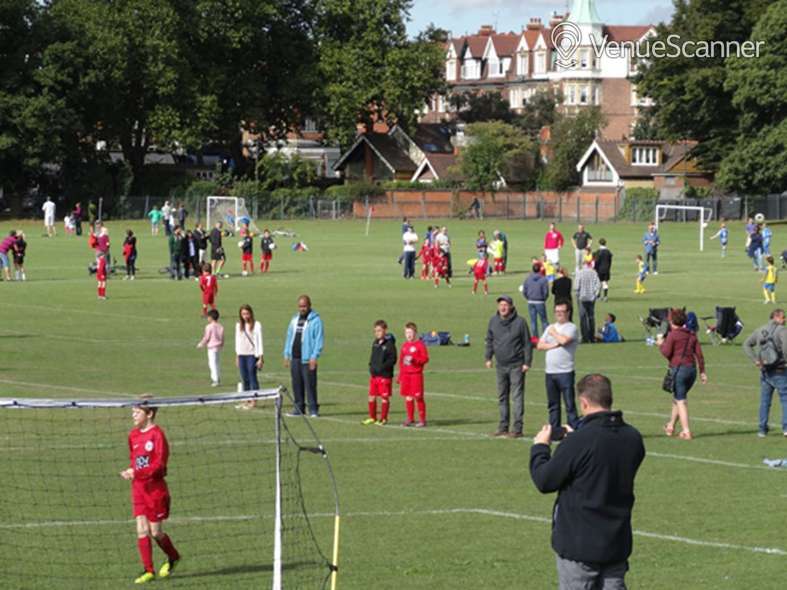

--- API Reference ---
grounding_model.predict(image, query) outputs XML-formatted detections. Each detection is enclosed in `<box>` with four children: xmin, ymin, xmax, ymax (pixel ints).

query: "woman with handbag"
<box><xmin>657</xmin><ymin>308</ymin><xmax>707</xmax><ymax>440</ymax></box>
<box><xmin>235</xmin><ymin>304</ymin><xmax>264</xmax><ymax>409</ymax></box>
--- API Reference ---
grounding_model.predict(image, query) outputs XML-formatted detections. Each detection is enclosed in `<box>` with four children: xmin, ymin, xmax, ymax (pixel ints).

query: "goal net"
<box><xmin>655</xmin><ymin>204</ymin><xmax>714</xmax><ymax>252</ymax></box>
<box><xmin>207</xmin><ymin>196</ymin><xmax>262</xmax><ymax>235</ymax></box>
<box><xmin>0</xmin><ymin>389</ymin><xmax>339</xmax><ymax>590</ymax></box>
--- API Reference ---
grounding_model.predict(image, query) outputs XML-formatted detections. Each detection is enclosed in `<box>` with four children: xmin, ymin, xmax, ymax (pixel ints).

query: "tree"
<box><xmin>459</xmin><ymin>121</ymin><xmax>536</xmax><ymax>191</ymax></box>
<box><xmin>717</xmin><ymin>0</ymin><xmax>787</xmax><ymax>193</ymax></box>
<box><xmin>541</xmin><ymin>108</ymin><xmax>606</xmax><ymax>191</ymax></box>
<box><xmin>635</xmin><ymin>0</ymin><xmax>776</xmax><ymax>169</ymax></box>
<box><xmin>451</xmin><ymin>91</ymin><xmax>513</xmax><ymax>124</ymax></box>
<box><xmin>256</xmin><ymin>152</ymin><xmax>317</xmax><ymax>191</ymax></box>
<box><xmin>316</xmin><ymin>0</ymin><xmax>445</xmax><ymax>147</ymax></box>
<box><xmin>514</xmin><ymin>89</ymin><xmax>559</xmax><ymax>137</ymax></box>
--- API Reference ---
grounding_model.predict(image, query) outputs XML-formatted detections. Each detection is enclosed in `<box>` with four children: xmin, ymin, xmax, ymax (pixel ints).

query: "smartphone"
<box><xmin>550</xmin><ymin>426</ymin><xmax>566</xmax><ymax>441</ymax></box>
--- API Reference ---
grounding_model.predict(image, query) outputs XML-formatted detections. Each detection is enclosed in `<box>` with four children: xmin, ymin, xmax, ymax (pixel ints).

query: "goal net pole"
<box><xmin>654</xmin><ymin>204</ymin><xmax>713</xmax><ymax>252</ymax></box>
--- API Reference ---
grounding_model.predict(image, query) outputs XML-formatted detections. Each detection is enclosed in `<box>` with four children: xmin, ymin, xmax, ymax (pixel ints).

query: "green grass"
<box><xmin>1</xmin><ymin>217</ymin><xmax>786</xmax><ymax>589</ymax></box>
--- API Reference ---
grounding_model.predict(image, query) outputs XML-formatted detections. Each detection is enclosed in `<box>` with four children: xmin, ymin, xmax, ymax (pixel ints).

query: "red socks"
<box><xmin>97</xmin><ymin>286</ymin><xmax>106</xmax><ymax>297</ymax></box>
<box><xmin>380</xmin><ymin>398</ymin><xmax>390</xmax><ymax>421</ymax></box>
<box><xmin>155</xmin><ymin>534</ymin><xmax>180</xmax><ymax>562</ymax></box>
<box><xmin>368</xmin><ymin>400</ymin><xmax>377</xmax><ymax>420</ymax></box>
<box><xmin>137</xmin><ymin>537</ymin><xmax>154</xmax><ymax>573</ymax></box>
<box><xmin>416</xmin><ymin>398</ymin><xmax>426</xmax><ymax>423</ymax></box>
<box><xmin>405</xmin><ymin>399</ymin><xmax>415</xmax><ymax>422</ymax></box>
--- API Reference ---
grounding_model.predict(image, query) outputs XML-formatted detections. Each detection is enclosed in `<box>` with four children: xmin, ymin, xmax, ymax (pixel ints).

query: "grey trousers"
<box><xmin>556</xmin><ymin>556</ymin><xmax>628</xmax><ymax>590</ymax></box>
<box><xmin>496</xmin><ymin>365</ymin><xmax>525</xmax><ymax>433</ymax></box>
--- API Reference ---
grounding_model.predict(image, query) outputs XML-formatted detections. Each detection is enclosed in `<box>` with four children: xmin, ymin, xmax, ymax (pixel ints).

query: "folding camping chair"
<box><xmin>702</xmin><ymin>306</ymin><xmax>744</xmax><ymax>345</ymax></box>
<box><xmin>639</xmin><ymin>308</ymin><xmax>670</xmax><ymax>340</ymax></box>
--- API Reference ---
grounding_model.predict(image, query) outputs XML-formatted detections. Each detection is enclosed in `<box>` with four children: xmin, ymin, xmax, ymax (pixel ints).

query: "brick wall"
<box><xmin>354</xmin><ymin>189</ymin><xmax>621</xmax><ymax>222</ymax></box>
<box><xmin>600</xmin><ymin>78</ymin><xmax>636</xmax><ymax>141</ymax></box>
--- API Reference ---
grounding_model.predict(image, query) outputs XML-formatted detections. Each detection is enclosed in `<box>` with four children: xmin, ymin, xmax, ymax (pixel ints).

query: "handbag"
<box><xmin>661</xmin><ymin>332</ymin><xmax>693</xmax><ymax>394</ymax></box>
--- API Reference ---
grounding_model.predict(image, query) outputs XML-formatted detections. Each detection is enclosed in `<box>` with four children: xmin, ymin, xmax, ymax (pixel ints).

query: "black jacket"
<box><xmin>530</xmin><ymin>411</ymin><xmax>645</xmax><ymax>565</ymax></box>
<box><xmin>369</xmin><ymin>334</ymin><xmax>397</xmax><ymax>378</ymax></box>
<box><xmin>552</xmin><ymin>276</ymin><xmax>572</xmax><ymax>302</ymax></box>
<box><xmin>595</xmin><ymin>247</ymin><xmax>613</xmax><ymax>275</ymax></box>
<box><xmin>485</xmin><ymin>308</ymin><xmax>533</xmax><ymax>368</ymax></box>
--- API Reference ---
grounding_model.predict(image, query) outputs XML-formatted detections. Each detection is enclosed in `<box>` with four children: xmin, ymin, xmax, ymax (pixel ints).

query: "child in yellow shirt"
<box><xmin>762</xmin><ymin>255</ymin><xmax>778</xmax><ymax>303</ymax></box>
<box><xmin>635</xmin><ymin>255</ymin><xmax>647</xmax><ymax>294</ymax></box>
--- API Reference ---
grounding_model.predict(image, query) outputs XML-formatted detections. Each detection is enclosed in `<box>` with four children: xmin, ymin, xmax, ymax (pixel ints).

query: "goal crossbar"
<box><xmin>655</xmin><ymin>204</ymin><xmax>713</xmax><ymax>252</ymax></box>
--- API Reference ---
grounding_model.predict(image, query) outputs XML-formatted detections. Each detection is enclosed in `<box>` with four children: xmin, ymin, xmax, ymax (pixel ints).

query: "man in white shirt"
<box><xmin>402</xmin><ymin>226</ymin><xmax>418</xmax><ymax>279</ymax></box>
<box><xmin>434</xmin><ymin>226</ymin><xmax>452</xmax><ymax>279</ymax></box>
<box><xmin>537</xmin><ymin>301</ymin><xmax>580</xmax><ymax>438</ymax></box>
<box><xmin>42</xmin><ymin>197</ymin><xmax>56</xmax><ymax>237</ymax></box>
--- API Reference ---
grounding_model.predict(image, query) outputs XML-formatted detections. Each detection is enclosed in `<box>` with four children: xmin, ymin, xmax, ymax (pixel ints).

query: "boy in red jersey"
<box><xmin>363</xmin><ymin>320</ymin><xmax>397</xmax><ymax>426</ymax></box>
<box><xmin>398</xmin><ymin>322</ymin><xmax>429</xmax><ymax>427</ymax></box>
<box><xmin>433</xmin><ymin>250</ymin><xmax>451</xmax><ymax>288</ymax></box>
<box><xmin>120</xmin><ymin>401</ymin><xmax>180</xmax><ymax>584</ymax></box>
<box><xmin>198</xmin><ymin>263</ymin><xmax>218</xmax><ymax>316</ymax></box>
<box><xmin>96</xmin><ymin>252</ymin><xmax>107</xmax><ymax>299</ymax></box>
<box><xmin>416</xmin><ymin>238</ymin><xmax>432</xmax><ymax>280</ymax></box>
<box><xmin>260</xmin><ymin>229</ymin><xmax>275</xmax><ymax>273</ymax></box>
<box><xmin>472</xmin><ymin>253</ymin><xmax>490</xmax><ymax>295</ymax></box>
<box><xmin>240</xmin><ymin>232</ymin><xmax>254</xmax><ymax>276</ymax></box>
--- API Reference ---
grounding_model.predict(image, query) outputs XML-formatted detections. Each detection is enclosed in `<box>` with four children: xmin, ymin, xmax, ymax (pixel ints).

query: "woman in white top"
<box><xmin>235</xmin><ymin>304</ymin><xmax>264</xmax><ymax>408</ymax></box>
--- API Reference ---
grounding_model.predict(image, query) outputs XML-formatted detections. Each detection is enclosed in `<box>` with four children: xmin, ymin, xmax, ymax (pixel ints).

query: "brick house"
<box><xmin>422</xmin><ymin>0</ymin><xmax>656</xmax><ymax>141</ymax></box>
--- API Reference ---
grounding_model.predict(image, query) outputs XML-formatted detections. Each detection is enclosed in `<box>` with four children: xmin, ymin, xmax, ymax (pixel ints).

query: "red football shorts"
<box><xmin>242</xmin><ymin>253</ymin><xmax>253</xmax><ymax>262</ymax></box>
<box><xmin>398</xmin><ymin>373</ymin><xmax>424</xmax><ymax>398</ymax></box>
<box><xmin>473</xmin><ymin>267</ymin><xmax>487</xmax><ymax>280</ymax></box>
<box><xmin>261</xmin><ymin>252</ymin><xmax>272</xmax><ymax>261</ymax></box>
<box><xmin>368</xmin><ymin>376</ymin><xmax>392</xmax><ymax>398</ymax></box>
<box><xmin>132</xmin><ymin>481</ymin><xmax>170</xmax><ymax>522</ymax></box>
<box><xmin>96</xmin><ymin>273</ymin><xmax>106</xmax><ymax>282</ymax></box>
<box><xmin>202</xmin><ymin>293</ymin><xmax>215</xmax><ymax>305</ymax></box>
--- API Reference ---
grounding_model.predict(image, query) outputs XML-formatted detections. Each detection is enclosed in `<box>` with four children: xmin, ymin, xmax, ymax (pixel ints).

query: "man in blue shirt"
<box><xmin>284</xmin><ymin>295</ymin><xmax>325</xmax><ymax>417</ymax></box>
<box><xmin>642</xmin><ymin>223</ymin><xmax>660</xmax><ymax>275</ymax></box>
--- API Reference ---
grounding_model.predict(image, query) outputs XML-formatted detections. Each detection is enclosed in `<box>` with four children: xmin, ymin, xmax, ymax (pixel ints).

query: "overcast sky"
<box><xmin>407</xmin><ymin>0</ymin><xmax>674</xmax><ymax>37</ymax></box>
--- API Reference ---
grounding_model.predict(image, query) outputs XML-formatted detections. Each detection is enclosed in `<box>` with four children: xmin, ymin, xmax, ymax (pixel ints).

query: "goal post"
<box><xmin>206</xmin><ymin>196</ymin><xmax>261</xmax><ymax>234</ymax></box>
<box><xmin>655</xmin><ymin>204</ymin><xmax>714</xmax><ymax>251</ymax></box>
<box><xmin>0</xmin><ymin>388</ymin><xmax>340</xmax><ymax>590</ymax></box>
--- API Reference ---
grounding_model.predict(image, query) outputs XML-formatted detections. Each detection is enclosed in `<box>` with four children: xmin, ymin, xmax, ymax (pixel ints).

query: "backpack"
<box><xmin>685</xmin><ymin>312</ymin><xmax>699</xmax><ymax>333</ymax></box>
<box><xmin>758</xmin><ymin>325</ymin><xmax>785</xmax><ymax>369</ymax></box>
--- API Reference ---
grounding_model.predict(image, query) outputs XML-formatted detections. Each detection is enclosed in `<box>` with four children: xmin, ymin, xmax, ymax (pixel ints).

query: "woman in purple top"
<box><xmin>0</xmin><ymin>231</ymin><xmax>17</xmax><ymax>281</ymax></box>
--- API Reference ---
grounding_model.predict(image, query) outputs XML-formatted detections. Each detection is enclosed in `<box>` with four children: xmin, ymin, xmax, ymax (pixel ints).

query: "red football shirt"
<box><xmin>128</xmin><ymin>425</ymin><xmax>169</xmax><ymax>484</ymax></box>
<box><xmin>398</xmin><ymin>340</ymin><xmax>429</xmax><ymax>376</ymax></box>
<box><xmin>199</xmin><ymin>273</ymin><xmax>218</xmax><ymax>295</ymax></box>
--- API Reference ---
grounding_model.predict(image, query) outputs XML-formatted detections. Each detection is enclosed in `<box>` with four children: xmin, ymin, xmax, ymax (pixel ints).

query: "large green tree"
<box><xmin>316</xmin><ymin>0</ymin><xmax>445</xmax><ymax>147</ymax></box>
<box><xmin>451</xmin><ymin>91</ymin><xmax>513</xmax><ymax>124</ymax></box>
<box><xmin>635</xmin><ymin>0</ymin><xmax>775</xmax><ymax>169</ymax></box>
<box><xmin>541</xmin><ymin>108</ymin><xmax>606</xmax><ymax>191</ymax></box>
<box><xmin>717</xmin><ymin>0</ymin><xmax>787</xmax><ymax>193</ymax></box>
<box><xmin>459</xmin><ymin>121</ymin><xmax>536</xmax><ymax>191</ymax></box>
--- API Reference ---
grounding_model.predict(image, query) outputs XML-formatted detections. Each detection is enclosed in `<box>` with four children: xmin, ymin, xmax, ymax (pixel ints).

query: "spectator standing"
<box><xmin>0</xmin><ymin>231</ymin><xmax>17</xmax><ymax>281</ymax></box>
<box><xmin>193</xmin><ymin>223</ymin><xmax>207</xmax><ymax>265</ymax></box>
<box><xmin>571</xmin><ymin>224</ymin><xmax>592</xmax><ymax>272</ymax></box>
<box><xmin>402</xmin><ymin>226</ymin><xmax>418</xmax><ymax>279</ymax></box>
<box><xmin>551</xmin><ymin>268</ymin><xmax>573</xmax><ymax>308</ymax></box>
<box><xmin>72</xmin><ymin>202</ymin><xmax>83</xmax><ymax>236</ymax></box>
<box><xmin>122</xmin><ymin>230</ymin><xmax>137</xmax><ymax>280</ymax></box>
<box><xmin>283</xmin><ymin>295</ymin><xmax>324</xmax><ymax>417</ymax></box>
<box><xmin>530</xmin><ymin>374</ymin><xmax>645</xmax><ymax>590</ymax></box>
<box><xmin>742</xmin><ymin>308</ymin><xmax>787</xmax><ymax>438</ymax></box>
<box><xmin>594</xmin><ymin>238</ymin><xmax>613</xmax><ymax>301</ymax></box>
<box><xmin>184</xmin><ymin>230</ymin><xmax>198</xmax><ymax>279</ymax></box>
<box><xmin>575</xmin><ymin>262</ymin><xmax>601</xmax><ymax>344</ymax></box>
<box><xmin>537</xmin><ymin>301</ymin><xmax>580</xmax><ymax>433</ymax></box>
<box><xmin>235</xmin><ymin>304</ymin><xmax>264</xmax><ymax>409</ymax></box>
<box><xmin>485</xmin><ymin>296</ymin><xmax>532</xmax><ymax>438</ymax></box>
<box><xmin>161</xmin><ymin>201</ymin><xmax>173</xmax><ymax>236</ymax></box>
<box><xmin>543</xmin><ymin>223</ymin><xmax>564</xmax><ymax>267</ymax></box>
<box><xmin>642</xmin><ymin>223</ymin><xmax>660</xmax><ymax>275</ymax></box>
<box><xmin>168</xmin><ymin>227</ymin><xmax>185</xmax><ymax>280</ymax></box>
<box><xmin>522</xmin><ymin>264</ymin><xmax>550</xmax><ymax>338</ymax></box>
<box><xmin>658</xmin><ymin>308</ymin><xmax>707</xmax><ymax>440</ymax></box>
<box><xmin>177</xmin><ymin>202</ymin><xmax>187</xmax><ymax>230</ymax></box>
<box><xmin>42</xmin><ymin>196</ymin><xmax>56</xmax><ymax>238</ymax></box>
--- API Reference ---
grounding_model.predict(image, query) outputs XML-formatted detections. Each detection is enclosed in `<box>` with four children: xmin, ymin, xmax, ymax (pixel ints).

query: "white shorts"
<box><xmin>45</xmin><ymin>216</ymin><xmax>55</xmax><ymax>226</ymax></box>
<box><xmin>544</xmin><ymin>248</ymin><xmax>560</xmax><ymax>265</ymax></box>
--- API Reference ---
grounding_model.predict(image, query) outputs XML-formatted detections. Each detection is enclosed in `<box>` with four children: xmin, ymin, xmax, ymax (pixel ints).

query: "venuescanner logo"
<box><xmin>550</xmin><ymin>19</ymin><xmax>765</xmax><ymax>64</ymax></box>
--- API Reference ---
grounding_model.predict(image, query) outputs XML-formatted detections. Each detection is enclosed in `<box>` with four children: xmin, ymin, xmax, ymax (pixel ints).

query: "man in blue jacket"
<box><xmin>521</xmin><ymin>263</ymin><xmax>550</xmax><ymax>338</ymax></box>
<box><xmin>284</xmin><ymin>295</ymin><xmax>325</xmax><ymax>417</ymax></box>
<box><xmin>642</xmin><ymin>223</ymin><xmax>660</xmax><ymax>275</ymax></box>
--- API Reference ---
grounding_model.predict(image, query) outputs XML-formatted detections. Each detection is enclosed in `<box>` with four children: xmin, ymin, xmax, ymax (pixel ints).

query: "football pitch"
<box><xmin>1</xmin><ymin>216</ymin><xmax>786</xmax><ymax>589</ymax></box>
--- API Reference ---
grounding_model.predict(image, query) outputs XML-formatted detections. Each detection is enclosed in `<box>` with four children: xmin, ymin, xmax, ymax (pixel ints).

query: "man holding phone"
<box><xmin>537</xmin><ymin>301</ymin><xmax>579</xmax><ymax>439</ymax></box>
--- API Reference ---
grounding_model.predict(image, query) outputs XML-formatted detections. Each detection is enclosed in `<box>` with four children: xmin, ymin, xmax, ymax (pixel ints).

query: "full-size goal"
<box><xmin>0</xmin><ymin>388</ymin><xmax>340</xmax><ymax>590</ymax></box>
<box><xmin>655</xmin><ymin>204</ymin><xmax>714</xmax><ymax>251</ymax></box>
<box><xmin>207</xmin><ymin>196</ymin><xmax>261</xmax><ymax>234</ymax></box>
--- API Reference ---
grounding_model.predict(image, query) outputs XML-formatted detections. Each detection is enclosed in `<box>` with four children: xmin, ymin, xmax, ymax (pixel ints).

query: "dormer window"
<box><xmin>632</xmin><ymin>146</ymin><xmax>659</xmax><ymax>166</ymax></box>
<box><xmin>534</xmin><ymin>51</ymin><xmax>546</xmax><ymax>74</ymax></box>
<box><xmin>461</xmin><ymin>59</ymin><xmax>481</xmax><ymax>79</ymax></box>
<box><xmin>516</xmin><ymin>52</ymin><xmax>528</xmax><ymax>76</ymax></box>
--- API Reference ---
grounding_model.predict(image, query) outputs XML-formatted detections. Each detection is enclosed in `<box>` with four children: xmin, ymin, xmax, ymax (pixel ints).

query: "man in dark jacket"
<box><xmin>364</xmin><ymin>319</ymin><xmax>398</xmax><ymax>426</ymax></box>
<box><xmin>168</xmin><ymin>226</ymin><xmax>185</xmax><ymax>280</ymax></box>
<box><xmin>522</xmin><ymin>264</ymin><xmax>550</xmax><ymax>338</ymax></box>
<box><xmin>594</xmin><ymin>238</ymin><xmax>613</xmax><ymax>301</ymax></box>
<box><xmin>485</xmin><ymin>296</ymin><xmax>533</xmax><ymax>438</ymax></box>
<box><xmin>530</xmin><ymin>374</ymin><xmax>645</xmax><ymax>589</ymax></box>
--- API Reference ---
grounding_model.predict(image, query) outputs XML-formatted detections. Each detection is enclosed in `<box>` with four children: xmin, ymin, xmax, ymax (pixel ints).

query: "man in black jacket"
<box><xmin>594</xmin><ymin>238</ymin><xmax>613</xmax><ymax>302</ymax></box>
<box><xmin>485</xmin><ymin>296</ymin><xmax>533</xmax><ymax>438</ymax></box>
<box><xmin>530</xmin><ymin>373</ymin><xmax>645</xmax><ymax>589</ymax></box>
<box><xmin>364</xmin><ymin>320</ymin><xmax>397</xmax><ymax>426</ymax></box>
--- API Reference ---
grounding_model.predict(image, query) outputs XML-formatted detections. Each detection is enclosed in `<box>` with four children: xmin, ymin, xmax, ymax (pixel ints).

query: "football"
<box><xmin>754</xmin><ymin>212</ymin><xmax>765</xmax><ymax>223</ymax></box>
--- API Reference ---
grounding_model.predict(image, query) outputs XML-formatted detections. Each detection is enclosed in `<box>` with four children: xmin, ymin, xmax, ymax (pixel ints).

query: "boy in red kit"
<box><xmin>199</xmin><ymin>263</ymin><xmax>218</xmax><ymax>316</ymax></box>
<box><xmin>120</xmin><ymin>401</ymin><xmax>180</xmax><ymax>584</ymax></box>
<box><xmin>416</xmin><ymin>238</ymin><xmax>432</xmax><ymax>280</ymax></box>
<box><xmin>240</xmin><ymin>232</ymin><xmax>254</xmax><ymax>276</ymax></box>
<box><xmin>363</xmin><ymin>320</ymin><xmax>397</xmax><ymax>426</ymax></box>
<box><xmin>260</xmin><ymin>229</ymin><xmax>275</xmax><ymax>273</ymax></box>
<box><xmin>472</xmin><ymin>254</ymin><xmax>490</xmax><ymax>295</ymax></box>
<box><xmin>96</xmin><ymin>252</ymin><xmax>107</xmax><ymax>299</ymax></box>
<box><xmin>398</xmin><ymin>322</ymin><xmax>429</xmax><ymax>427</ymax></box>
<box><xmin>433</xmin><ymin>250</ymin><xmax>451</xmax><ymax>288</ymax></box>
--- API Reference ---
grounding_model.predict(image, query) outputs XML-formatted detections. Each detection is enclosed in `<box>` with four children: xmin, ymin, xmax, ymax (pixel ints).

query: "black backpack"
<box><xmin>758</xmin><ymin>325</ymin><xmax>785</xmax><ymax>369</ymax></box>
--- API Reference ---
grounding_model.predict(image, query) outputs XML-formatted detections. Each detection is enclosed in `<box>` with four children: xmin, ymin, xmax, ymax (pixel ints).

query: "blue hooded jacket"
<box><xmin>283</xmin><ymin>310</ymin><xmax>324</xmax><ymax>363</ymax></box>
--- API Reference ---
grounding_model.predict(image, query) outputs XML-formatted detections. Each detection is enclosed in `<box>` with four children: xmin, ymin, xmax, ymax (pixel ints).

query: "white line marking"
<box><xmin>2</xmin><ymin>508</ymin><xmax>784</xmax><ymax>556</ymax></box>
<box><xmin>647</xmin><ymin>452</ymin><xmax>771</xmax><ymax>470</ymax></box>
<box><xmin>0</xmin><ymin>379</ymin><xmax>134</xmax><ymax>398</ymax></box>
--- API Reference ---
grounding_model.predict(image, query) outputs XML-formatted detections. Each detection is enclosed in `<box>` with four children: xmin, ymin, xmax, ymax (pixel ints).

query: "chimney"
<box><xmin>478</xmin><ymin>25</ymin><xmax>495</xmax><ymax>36</ymax></box>
<box><xmin>526</xmin><ymin>17</ymin><xmax>542</xmax><ymax>30</ymax></box>
<box><xmin>549</xmin><ymin>12</ymin><xmax>565</xmax><ymax>28</ymax></box>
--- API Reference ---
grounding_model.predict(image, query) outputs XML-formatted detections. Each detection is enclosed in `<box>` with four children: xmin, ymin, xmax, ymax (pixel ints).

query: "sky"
<box><xmin>407</xmin><ymin>0</ymin><xmax>675</xmax><ymax>37</ymax></box>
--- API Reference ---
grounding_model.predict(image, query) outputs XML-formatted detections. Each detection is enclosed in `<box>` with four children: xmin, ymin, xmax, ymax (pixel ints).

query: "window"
<box><xmin>303</xmin><ymin>118</ymin><xmax>317</xmax><ymax>132</ymax></box>
<box><xmin>446</xmin><ymin>59</ymin><xmax>457</xmax><ymax>81</ymax></box>
<box><xmin>565</xmin><ymin>85</ymin><xmax>576</xmax><ymax>105</ymax></box>
<box><xmin>509</xmin><ymin>88</ymin><xmax>528</xmax><ymax>109</ymax></box>
<box><xmin>488</xmin><ymin>59</ymin><xmax>502</xmax><ymax>77</ymax></box>
<box><xmin>632</xmin><ymin>146</ymin><xmax>659</xmax><ymax>165</ymax></box>
<box><xmin>461</xmin><ymin>60</ymin><xmax>481</xmax><ymax>79</ymax></box>
<box><xmin>516</xmin><ymin>53</ymin><xmax>528</xmax><ymax>76</ymax></box>
<box><xmin>593</xmin><ymin>87</ymin><xmax>600</xmax><ymax>105</ymax></box>
<box><xmin>579</xmin><ymin>86</ymin><xmax>589</xmax><ymax>104</ymax></box>
<box><xmin>534</xmin><ymin>51</ymin><xmax>546</xmax><ymax>74</ymax></box>
<box><xmin>437</xmin><ymin>95</ymin><xmax>446</xmax><ymax>113</ymax></box>
<box><xmin>579</xmin><ymin>49</ymin><xmax>589</xmax><ymax>69</ymax></box>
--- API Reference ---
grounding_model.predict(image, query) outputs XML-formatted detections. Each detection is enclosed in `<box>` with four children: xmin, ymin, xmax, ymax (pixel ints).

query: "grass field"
<box><xmin>1</xmin><ymin>216</ymin><xmax>787</xmax><ymax>589</ymax></box>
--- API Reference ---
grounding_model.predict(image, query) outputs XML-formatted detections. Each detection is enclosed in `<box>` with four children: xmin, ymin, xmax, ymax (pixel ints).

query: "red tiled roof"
<box><xmin>603</xmin><ymin>25</ymin><xmax>654</xmax><ymax>42</ymax></box>
<box><xmin>490</xmin><ymin>33</ymin><xmax>519</xmax><ymax>57</ymax></box>
<box><xmin>521</xmin><ymin>29</ymin><xmax>542</xmax><ymax>50</ymax></box>
<box><xmin>464</xmin><ymin>35</ymin><xmax>488</xmax><ymax>58</ymax></box>
<box><xmin>424</xmin><ymin>153</ymin><xmax>459</xmax><ymax>179</ymax></box>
